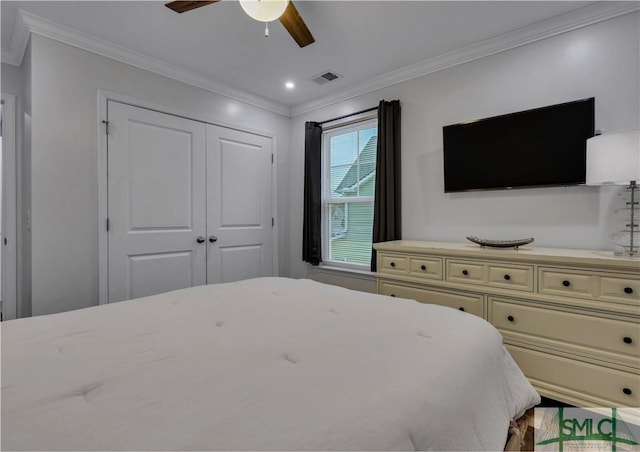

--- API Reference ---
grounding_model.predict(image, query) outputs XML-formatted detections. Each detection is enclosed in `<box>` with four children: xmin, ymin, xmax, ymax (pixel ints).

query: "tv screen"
<box><xmin>443</xmin><ymin>98</ymin><xmax>595</xmax><ymax>193</ymax></box>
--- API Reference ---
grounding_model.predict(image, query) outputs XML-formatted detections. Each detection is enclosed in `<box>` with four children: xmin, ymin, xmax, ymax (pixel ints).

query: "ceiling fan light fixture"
<box><xmin>239</xmin><ymin>0</ymin><xmax>289</xmax><ymax>22</ymax></box>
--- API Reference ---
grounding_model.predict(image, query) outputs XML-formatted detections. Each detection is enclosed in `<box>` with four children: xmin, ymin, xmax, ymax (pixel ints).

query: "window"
<box><xmin>322</xmin><ymin>118</ymin><xmax>377</xmax><ymax>268</ymax></box>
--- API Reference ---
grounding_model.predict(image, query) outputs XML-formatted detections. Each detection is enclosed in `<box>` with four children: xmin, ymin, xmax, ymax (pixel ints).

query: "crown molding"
<box><xmin>6</xmin><ymin>9</ymin><xmax>290</xmax><ymax>116</ymax></box>
<box><xmin>290</xmin><ymin>2</ymin><xmax>640</xmax><ymax>117</ymax></box>
<box><xmin>1</xmin><ymin>50</ymin><xmax>19</xmax><ymax>67</ymax></box>
<box><xmin>3</xmin><ymin>3</ymin><xmax>638</xmax><ymax>118</ymax></box>
<box><xmin>1</xmin><ymin>11</ymin><xmax>29</xmax><ymax>67</ymax></box>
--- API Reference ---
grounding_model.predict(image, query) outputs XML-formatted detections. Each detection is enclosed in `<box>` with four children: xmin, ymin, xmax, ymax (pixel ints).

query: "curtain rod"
<box><xmin>319</xmin><ymin>106</ymin><xmax>378</xmax><ymax>126</ymax></box>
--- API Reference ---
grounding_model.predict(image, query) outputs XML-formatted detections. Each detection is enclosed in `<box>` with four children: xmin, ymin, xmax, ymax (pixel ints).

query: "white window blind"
<box><xmin>322</xmin><ymin>118</ymin><xmax>377</xmax><ymax>268</ymax></box>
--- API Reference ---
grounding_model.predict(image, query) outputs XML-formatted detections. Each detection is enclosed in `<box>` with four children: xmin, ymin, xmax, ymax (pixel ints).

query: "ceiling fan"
<box><xmin>165</xmin><ymin>0</ymin><xmax>315</xmax><ymax>48</ymax></box>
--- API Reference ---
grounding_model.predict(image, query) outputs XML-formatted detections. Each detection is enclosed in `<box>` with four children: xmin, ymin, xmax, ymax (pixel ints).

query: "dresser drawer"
<box><xmin>447</xmin><ymin>259</ymin><xmax>533</xmax><ymax>292</ymax></box>
<box><xmin>379</xmin><ymin>255</ymin><xmax>409</xmax><ymax>274</ymax></box>
<box><xmin>599</xmin><ymin>275</ymin><xmax>640</xmax><ymax>305</ymax></box>
<box><xmin>379</xmin><ymin>282</ymin><xmax>483</xmax><ymax>317</ymax></box>
<box><xmin>446</xmin><ymin>260</ymin><xmax>484</xmax><ymax>284</ymax></box>
<box><xmin>488</xmin><ymin>264</ymin><xmax>534</xmax><ymax>291</ymax></box>
<box><xmin>491</xmin><ymin>299</ymin><xmax>639</xmax><ymax>361</ymax></box>
<box><xmin>506</xmin><ymin>345</ymin><xmax>640</xmax><ymax>407</ymax></box>
<box><xmin>539</xmin><ymin>268</ymin><xmax>596</xmax><ymax>299</ymax></box>
<box><xmin>408</xmin><ymin>257</ymin><xmax>443</xmax><ymax>280</ymax></box>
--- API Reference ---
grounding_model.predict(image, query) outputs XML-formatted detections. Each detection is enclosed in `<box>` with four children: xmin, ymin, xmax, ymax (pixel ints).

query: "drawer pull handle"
<box><xmin>623</xmin><ymin>388</ymin><xmax>633</xmax><ymax>395</ymax></box>
<box><xmin>624</xmin><ymin>337</ymin><xmax>633</xmax><ymax>344</ymax></box>
<box><xmin>624</xmin><ymin>287</ymin><xmax>634</xmax><ymax>294</ymax></box>
<box><xmin>507</xmin><ymin>315</ymin><xmax>515</xmax><ymax>322</ymax></box>
<box><xmin>504</xmin><ymin>274</ymin><xmax>511</xmax><ymax>281</ymax></box>
<box><xmin>390</xmin><ymin>262</ymin><xmax>395</xmax><ymax>268</ymax></box>
<box><xmin>562</xmin><ymin>280</ymin><xmax>571</xmax><ymax>287</ymax></box>
<box><xmin>420</xmin><ymin>265</ymin><xmax>426</xmax><ymax>271</ymax></box>
<box><xmin>390</xmin><ymin>294</ymin><xmax>396</xmax><ymax>297</ymax></box>
<box><xmin>462</xmin><ymin>270</ymin><xmax>469</xmax><ymax>276</ymax></box>
<box><xmin>458</xmin><ymin>307</ymin><xmax>465</xmax><ymax>312</ymax></box>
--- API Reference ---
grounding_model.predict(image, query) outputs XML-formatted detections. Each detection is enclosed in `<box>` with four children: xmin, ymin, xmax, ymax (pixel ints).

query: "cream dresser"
<box><xmin>374</xmin><ymin>240</ymin><xmax>640</xmax><ymax>408</ymax></box>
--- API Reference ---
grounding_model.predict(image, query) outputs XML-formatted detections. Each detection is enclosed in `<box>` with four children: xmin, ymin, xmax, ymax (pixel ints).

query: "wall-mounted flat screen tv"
<box><xmin>443</xmin><ymin>98</ymin><xmax>595</xmax><ymax>193</ymax></box>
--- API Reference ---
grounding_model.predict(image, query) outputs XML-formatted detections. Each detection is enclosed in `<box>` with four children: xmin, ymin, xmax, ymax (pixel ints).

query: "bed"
<box><xmin>1</xmin><ymin>277</ymin><xmax>540</xmax><ymax>451</ymax></box>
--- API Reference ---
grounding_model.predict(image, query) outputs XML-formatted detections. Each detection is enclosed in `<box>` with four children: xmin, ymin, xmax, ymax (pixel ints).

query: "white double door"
<box><xmin>107</xmin><ymin>101</ymin><xmax>273</xmax><ymax>303</ymax></box>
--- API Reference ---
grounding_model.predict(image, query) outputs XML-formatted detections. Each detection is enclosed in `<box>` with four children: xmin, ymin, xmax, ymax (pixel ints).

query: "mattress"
<box><xmin>1</xmin><ymin>277</ymin><xmax>540</xmax><ymax>450</ymax></box>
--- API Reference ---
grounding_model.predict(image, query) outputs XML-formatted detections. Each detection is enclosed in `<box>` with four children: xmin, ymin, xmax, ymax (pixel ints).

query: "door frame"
<box><xmin>1</xmin><ymin>93</ymin><xmax>18</xmax><ymax>320</ymax></box>
<box><xmin>97</xmin><ymin>90</ymin><xmax>279</xmax><ymax>305</ymax></box>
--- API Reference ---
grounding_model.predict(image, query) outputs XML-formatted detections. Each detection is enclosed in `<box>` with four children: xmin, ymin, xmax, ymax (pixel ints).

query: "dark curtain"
<box><xmin>371</xmin><ymin>100</ymin><xmax>402</xmax><ymax>271</ymax></box>
<box><xmin>302</xmin><ymin>121</ymin><xmax>323</xmax><ymax>265</ymax></box>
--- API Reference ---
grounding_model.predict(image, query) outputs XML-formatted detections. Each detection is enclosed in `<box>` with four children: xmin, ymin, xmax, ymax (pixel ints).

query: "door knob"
<box><xmin>209</xmin><ymin>236</ymin><xmax>218</xmax><ymax>243</ymax></box>
<box><xmin>196</xmin><ymin>236</ymin><xmax>205</xmax><ymax>244</ymax></box>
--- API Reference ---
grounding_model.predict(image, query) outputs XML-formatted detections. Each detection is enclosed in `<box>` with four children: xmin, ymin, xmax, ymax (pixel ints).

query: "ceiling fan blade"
<box><xmin>165</xmin><ymin>1</ymin><xmax>219</xmax><ymax>14</ymax></box>
<box><xmin>279</xmin><ymin>1</ymin><xmax>315</xmax><ymax>48</ymax></box>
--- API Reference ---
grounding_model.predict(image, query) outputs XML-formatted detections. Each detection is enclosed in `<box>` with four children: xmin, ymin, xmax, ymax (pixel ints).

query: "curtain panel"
<box><xmin>371</xmin><ymin>100</ymin><xmax>402</xmax><ymax>271</ymax></box>
<box><xmin>302</xmin><ymin>121</ymin><xmax>323</xmax><ymax>265</ymax></box>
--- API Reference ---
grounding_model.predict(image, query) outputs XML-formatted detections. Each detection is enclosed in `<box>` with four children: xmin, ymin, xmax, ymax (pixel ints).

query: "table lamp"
<box><xmin>586</xmin><ymin>129</ymin><xmax>640</xmax><ymax>256</ymax></box>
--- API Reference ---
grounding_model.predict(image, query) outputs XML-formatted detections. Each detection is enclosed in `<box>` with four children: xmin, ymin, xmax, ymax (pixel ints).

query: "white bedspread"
<box><xmin>1</xmin><ymin>277</ymin><xmax>539</xmax><ymax>451</ymax></box>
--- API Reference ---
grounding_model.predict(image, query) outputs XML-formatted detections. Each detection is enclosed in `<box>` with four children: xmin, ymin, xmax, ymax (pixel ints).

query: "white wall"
<box><xmin>29</xmin><ymin>35</ymin><xmax>291</xmax><ymax>315</ymax></box>
<box><xmin>289</xmin><ymin>12</ymin><xmax>640</xmax><ymax>281</ymax></box>
<box><xmin>307</xmin><ymin>266</ymin><xmax>377</xmax><ymax>293</ymax></box>
<box><xmin>12</xmin><ymin>11</ymin><xmax>640</xmax><ymax>312</ymax></box>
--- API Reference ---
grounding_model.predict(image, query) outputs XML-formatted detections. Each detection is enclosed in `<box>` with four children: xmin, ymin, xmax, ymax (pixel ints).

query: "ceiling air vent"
<box><xmin>312</xmin><ymin>71</ymin><xmax>342</xmax><ymax>85</ymax></box>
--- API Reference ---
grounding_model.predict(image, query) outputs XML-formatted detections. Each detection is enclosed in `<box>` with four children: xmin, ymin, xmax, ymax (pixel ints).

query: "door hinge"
<box><xmin>106</xmin><ymin>218</ymin><xmax>110</xmax><ymax>231</ymax></box>
<box><xmin>272</xmin><ymin>217</ymin><xmax>275</xmax><ymax>227</ymax></box>
<box><xmin>102</xmin><ymin>120</ymin><xmax>110</xmax><ymax>135</ymax></box>
<box><xmin>271</xmin><ymin>153</ymin><xmax>274</xmax><ymax>164</ymax></box>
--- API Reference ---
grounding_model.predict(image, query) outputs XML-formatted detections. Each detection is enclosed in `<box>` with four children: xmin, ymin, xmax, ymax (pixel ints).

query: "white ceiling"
<box><xmin>2</xmin><ymin>1</ymin><xmax>635</xmax><ymax>113</ymax></box>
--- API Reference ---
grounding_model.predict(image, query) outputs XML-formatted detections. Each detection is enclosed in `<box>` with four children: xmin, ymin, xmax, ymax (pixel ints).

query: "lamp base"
<box><xmin>615</xmin><ymin>181</ymin><xmax>639</xmax><ymax>257</ymax></box>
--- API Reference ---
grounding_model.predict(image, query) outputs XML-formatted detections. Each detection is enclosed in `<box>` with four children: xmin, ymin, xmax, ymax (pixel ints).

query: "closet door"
<box><xmin>107</xmin><ymin>101</ymin><xmax>207</xmax><ymax>302</ymax></box>
<box><xmin>206</xmin><ymin>125</ymin><xmax>273</xmax><ymax>284</ymax></box>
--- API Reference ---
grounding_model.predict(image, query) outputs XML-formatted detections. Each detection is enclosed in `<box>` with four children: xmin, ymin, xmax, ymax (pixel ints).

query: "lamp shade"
<box><xmin>586</xmin><ymin>129</ymin><xmax>640</xmax><ymax>185</ymax></box>
<box><xmin>239</xmin><ymin>0</ymin><xmax>289</xmax><ymax>22</ymax></box>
